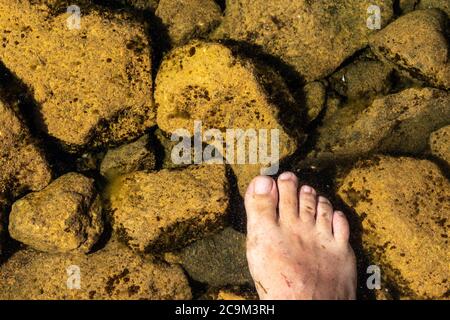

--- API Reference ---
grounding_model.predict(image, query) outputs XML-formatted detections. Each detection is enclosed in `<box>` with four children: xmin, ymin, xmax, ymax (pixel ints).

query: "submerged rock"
<box><xmin>329</xmin><ymin>60</ymin><xmax>393</xmax><ymax>101</ymax></box>
<box><xmin>109</xmin><ymin>165</ymin><xmax>229</xmax><ymax>253</ymax></box>
<box><xmin>418</xmin><ymin>0</ymin><xmax>450</xmax><ymax>17</ymax></box>
<box><xmin>0</xmin><ymin>0</ymin><xmax>155</xmax><ymax>151</ymax></box>
<box><xmin>0</xmin><ymin>100</ymin><xmax>52</xmax><ymax>199</ymax></box>
<box><xmin>100</xmin><ymin>135</ymin><xmax>156</xmax><ymax>180</ymax></box>
<box><xmin>155</xmin><ymin>41</ymin><xmax>302</xmax><ymax>195</ymax></box>
<box><xmin>338</xmin><ymin>156</ymin><xmax>449</xmax><ymax>299</ymax></box>
<box><xmin>370</xmin><ymin>9</ymin><xmax>450</xmax><ymax>89</ymax></box>
<box><xmin>311</xmin><ymin>87</ymin><xmax>450</xmax><ymax>158</ymax></box>
<box><xmin>177</xmin><ymin>228</ymin><xmax>253</xmax><ymax>287</ymax></box>
<box><xmin>114</xmin><ymin>0</ymin><xmax>160</xmax><ymax>11</ymax></box>
<box><xmin>0</xmin><ymin>239</ymin><xmax>192</xmax><ymax>299</ymax></box>
<box><xmin>156</xmin><ymin>0</ymin><xmax>222</xmax><ymax>46</ymax></box>
<box><xmin>0</xmin><ymin>99</ymin><xmax>52</xmax><ymax>256</ymax></box>
<box><xmin>429</xmin><ymin>125</ymin><xmax>450</xmax><ymax>165</ymax></box>
<box><xmin>212</xmin><ymin>0</ymin><xmax>394</xmax><ymax>81</ymax></box>
<box><xmin>303</xmin><ymin>81</ymin><xmax>327</xmax><ymax>123</ymax></box>
<box><xmin>9</xmin><ymin>173</ymin><xmax>103</xmax><ymax>254</ymax></box>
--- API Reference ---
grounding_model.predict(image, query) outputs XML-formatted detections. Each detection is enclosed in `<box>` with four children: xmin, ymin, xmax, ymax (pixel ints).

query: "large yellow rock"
<box><xmin>109</xmin><ymin>165</ymin><xmax>229</xmax><ymax>253</ymax></box>
<box><xmin>338</xmin><ymin>156</ymin><xmax>449</xmax><ymax>299</ymax></box>
<box><xmin>0</xmin><ymin>239</ymin><xmax>192</xmax><ymax>300</ymax></box>
<box><xmin>213</xmin><ymin>0</ymin><xmax>394</xmax><ymax>81</ymax></box>
<box><xmin>155</xmin><ymin>41</ymin><xmax>302</xmax><ymax>195</ymax></box>
<box><xmin>9</xmin><ymin>173</ymin><xmax>103</xmax><ymax>254</ymax></box>
<box><xmin>370</xmin><ymin>9</ymin><xmax>450</xmax><ymax>89</ymax></box>
<box><xmin>0</xmin><ymin>0</ymin><xmax>154</xmax><ymax>151</ymax></box>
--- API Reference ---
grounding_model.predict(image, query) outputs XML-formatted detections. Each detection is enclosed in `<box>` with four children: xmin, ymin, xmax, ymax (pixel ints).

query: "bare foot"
<box><xmin>245</xmin><ymin>172</ymin><xmax>357</xmax><ymax>300</ymax></box>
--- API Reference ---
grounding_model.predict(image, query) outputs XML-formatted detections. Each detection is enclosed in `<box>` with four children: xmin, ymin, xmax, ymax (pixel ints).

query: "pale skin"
<box><xmin>245</xmin><ymin>172</ymin><xmax>357</xmax><ymax>300</ymax></box>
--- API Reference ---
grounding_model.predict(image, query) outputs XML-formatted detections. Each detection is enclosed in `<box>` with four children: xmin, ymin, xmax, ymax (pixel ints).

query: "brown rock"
<box><xmin>429</xmin><ymin>125</ymin><xmax>450</xmax><ymax>165</ymax></box>
<box><xmin>100</xmin><ymin>134</ymin><xmax>156</xmax><ymax>180</ymax></box>
<box><xmin>178</xmin><ymin>227</ymin><xmax>253</xmax><ymax>287</ymax></box>
<box><xmin>418</xmin><ymin>0</ymin><xmax>450</xmax><ymax>17</ymax></box>
<box><xmin>370</xmin><ymin>9</ymin><xmax>450</xmax><ymax>89</ymax></box>
<box><xmin>109</xmin><ymin>165</ymin><xmax>229</xmax><ymax>253</ymax></box>
<box><xmin>9</xmin><ymin>173</ymin><xmax>103</xmax><ymax>254</ymax></box>
<box><xmin>0</xmin><ymin>239</ymin><xmax>192</xmax><ymax>299</ymax></box>
<box><xmin>155</xmin><ymin>41</ymin><xmax>302</xmax><ymax>195</ymax></box>
<box><xmin>156</xmin><ymin>0</ymin><xmax>222</xmax><ymax>46</ymax></box>
<box><xmin>212</xmin><ymin>0</ymin><xmax>394</xmax><ymax>81</ymax></box>
<box><xmin>311</xmin><ymin>87</ymin><xmax>450</xmax><ymax>158</ymax></box>
<box><xmin>338</xmin><ymin>156</ymin><xmax>450</xmax><ymax>299</ymax></box>
<box><xmin>0</xmin><ymin>100</ymin><xmax>52</xmax><ymax>199</ymax></box>
<box><xmin>329</xmin><ymin>60</ymin><xmax>393</xmax><ymax>101</ymax></box>
<box><xmin>0</xmin><ymin>0</ymin><xmax>155</xmax><ymax>151</ymax></box>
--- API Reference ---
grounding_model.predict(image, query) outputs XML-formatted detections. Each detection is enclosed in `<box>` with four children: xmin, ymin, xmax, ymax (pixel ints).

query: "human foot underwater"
<box><xmin>245</xmin><ymin>172</ymin><xmax>357</xmax><ymax>300</ymax></box>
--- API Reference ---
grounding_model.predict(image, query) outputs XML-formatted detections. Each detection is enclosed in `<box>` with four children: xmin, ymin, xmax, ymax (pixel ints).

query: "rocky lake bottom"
<box><xmin>0</xmin><ymin>0</ymin><xmax>449</xmax><ymax>300</ymax></box>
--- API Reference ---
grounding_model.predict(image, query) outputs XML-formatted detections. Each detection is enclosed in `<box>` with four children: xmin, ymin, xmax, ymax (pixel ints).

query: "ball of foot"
<box><xmin>9</xmin><ymin>173</ymin><xmax>103</xmax><ymax>254</ymax></box>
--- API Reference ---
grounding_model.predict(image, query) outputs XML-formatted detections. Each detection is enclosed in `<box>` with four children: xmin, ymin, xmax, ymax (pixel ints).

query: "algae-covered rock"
<box><xmin>0</xmin><ymin>0</ymin><xmax>155</xmax><ymax>151</ymax></box>
<box><xmin>338</xmin><ymin>156</ymin><xmax>449</xmax><ymax>299</ymax></box>
<box><xmin>155</xmin><ymin>41</ymin><xmax>302</xmax><ymax>195</ymax></box>
<box><xmin>109</xmin><ymin>165</ymin><xmax>229</xmax><ymax>253</ymax></box>
<box><xmin>311</xmin><ymin>88</ymin><xmax>450</xmax><ymax>158</ymax></box>
<box><xmin>329</xmin><ymin>60</ymin><xmax>393</xmax><ymax>100</ymax></box>
<box><xmin>0</xmin><ymin>100</ymin><xmax>52</xmax><ymax>199</ymax></box>
<box><xmin>178</xmin><ymin>227</ymin><xmax>253</xmax><ymax>287</ymax></box>
<box><xmin>212</xmin><ymin>0</ymin><xmax>394</xmax><ymax>81</ymax></box>
<box><xmin>9</xmin><ymin>173</ymin><xmax>103</xmax><ymax>254</ymax></box>
<box><xmin>100</xmin><ymin>135</ymin><xmax>156</xmax><ymax>180</ymax></box>
<box><xmin>430</xmin><ymin>125</ymin><xmax>450</xmax><ymax>165</ymax></box>
<box><xmin>0</xmin><ymin>239</ymin><xmax>192</xmax><ymax>299</ymax></box>
<box><xmin>156</xmin><ymin>0</ymin><xmax>222</xmax><ymax>46</ymax></box>
<box><xmin>370</xmin><ymin>9</ymin><xmax>450</xmax><ymax>89</ymax></box>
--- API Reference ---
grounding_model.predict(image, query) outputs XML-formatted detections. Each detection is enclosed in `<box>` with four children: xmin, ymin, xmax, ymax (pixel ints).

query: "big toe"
<box><xmin>245</xmin><ymin>176</ymin><xmax>278</xmax><ymax>229</ymax></box>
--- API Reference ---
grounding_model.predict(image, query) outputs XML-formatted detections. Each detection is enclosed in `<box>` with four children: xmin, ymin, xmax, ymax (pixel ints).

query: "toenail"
<box><xmin>254</xmin><ymin>176</ymin><xmax>273</xmax><ymax>194</ymax></box>
<box><xmin>318</xmin><ymin>196</ymin><xmax>330</xmax><ymax>204</ymax></box>
<box><xmin>301</xmin><ymin>185</ymin><xmax>312</xmax><ymax>193</ymax></box>
<box><xmin>335</xmin><ymin>211</ymin><xmax>344</xmax><ymax>216</ymax></box>
<box><xmin>278</xmin><ymin>172</ymin><xmax>294</xmax><ymax>181</ymax></box>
